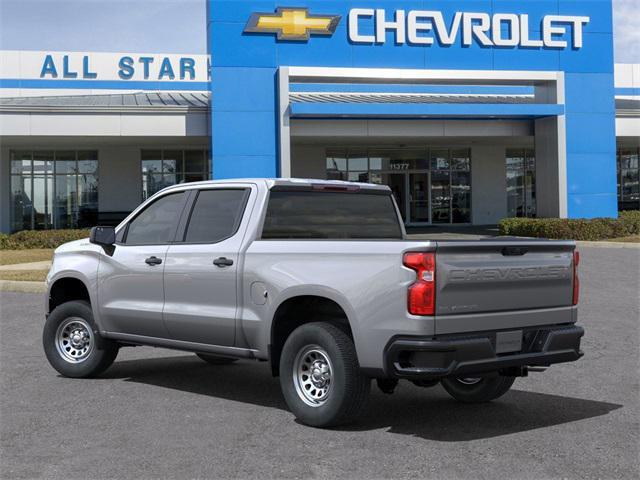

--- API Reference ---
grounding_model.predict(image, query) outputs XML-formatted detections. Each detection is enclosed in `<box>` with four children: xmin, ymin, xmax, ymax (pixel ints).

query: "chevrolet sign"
<box><xmin>244</xmin><ymin>7</ymin><xmax>590</xmax><ymax>49</ymax></box>
<box><xmin>348</xmin><ymin>9</ymin><xmax>590</xmax><ymax>48</ymax></box>
<box><xmin>244</xmin><ymin>8</ymin><xmax>341</xmax><ymax>41</ymax></box>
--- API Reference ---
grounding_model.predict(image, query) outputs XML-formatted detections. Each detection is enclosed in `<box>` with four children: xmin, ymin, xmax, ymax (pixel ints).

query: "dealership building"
<box><xmin>0</xmin><ymin>0</ymin><xmax>638</xmax><ymax>232</ymax></box>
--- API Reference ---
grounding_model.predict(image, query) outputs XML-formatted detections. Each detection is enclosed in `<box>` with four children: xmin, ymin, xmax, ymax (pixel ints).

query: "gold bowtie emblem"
<box><xmin>244</xmin><ymin>8</ymin><xmax>341</xmax><ymax>41</ymax></box>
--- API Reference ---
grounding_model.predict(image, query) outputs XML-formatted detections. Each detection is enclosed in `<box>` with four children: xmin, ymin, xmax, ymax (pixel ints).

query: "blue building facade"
<box><xmin>209</xmin><ymin>0</ymin><xmax>619</xmax><ymax>220</ymax></box>
<box><xmin>1</xmin><ymin>1</ymin><xmax>637</xmax><ymax>232</ymax></box>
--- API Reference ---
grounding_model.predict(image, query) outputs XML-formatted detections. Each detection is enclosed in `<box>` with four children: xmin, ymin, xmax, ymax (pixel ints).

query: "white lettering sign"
<box><xmin>348</xmin><ymin>9</ymin><xmax>590</xmax><ymax>49</ymax></box>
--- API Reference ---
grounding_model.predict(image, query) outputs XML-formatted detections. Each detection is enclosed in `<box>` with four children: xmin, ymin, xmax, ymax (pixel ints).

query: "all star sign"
<box><xmin>245</xmin><ymin>7</ymin><xmax>590</xmax><ymax>49</ymax></box>
<box><xmin>0</xmin><ymin>51</ymin><xmax>209</xmax><ymax>83</ymax></box>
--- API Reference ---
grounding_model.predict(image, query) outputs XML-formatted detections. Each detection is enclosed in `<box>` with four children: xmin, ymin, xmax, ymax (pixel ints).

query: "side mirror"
<box><xmin>90</xmin><ymin>226</ymin><xmax>116</xmax><ymax>247</ymax></box>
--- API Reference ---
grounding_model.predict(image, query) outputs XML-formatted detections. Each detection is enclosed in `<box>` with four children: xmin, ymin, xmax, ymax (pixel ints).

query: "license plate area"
<box><xmin>495</xmin><ymin>330</ymin><xmax>523</xmax><ymax>354</ymax></box>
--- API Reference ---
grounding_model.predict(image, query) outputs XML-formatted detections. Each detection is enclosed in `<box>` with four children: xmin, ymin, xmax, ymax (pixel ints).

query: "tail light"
<box><xmin>572</xmin><ymin>250</ymin><xmax>580</xmax><ymax>306</ymax></box>
<box><xmin>403</xmin><ymin>252</ymin><xmax>436</xmax><ymax>315</ymax></box>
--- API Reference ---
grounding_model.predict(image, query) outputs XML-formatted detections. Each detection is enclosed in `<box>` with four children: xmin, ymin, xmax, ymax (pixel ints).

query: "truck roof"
<box><xmin>161</xmin><ymin>177</ymin><xmax>391</xmax><ymax>193</ymax></box>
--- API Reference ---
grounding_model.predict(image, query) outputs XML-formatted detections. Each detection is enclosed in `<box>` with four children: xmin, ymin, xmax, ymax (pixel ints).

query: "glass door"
<box><xmin>409</xmin><ymin>172</ymin><xmax>430</xmax><ymax>224</ymax></box>
<box><xmin>378</xmin><ymin>173</ymin><xmax>407</xmax><ymax>222</ymax></box>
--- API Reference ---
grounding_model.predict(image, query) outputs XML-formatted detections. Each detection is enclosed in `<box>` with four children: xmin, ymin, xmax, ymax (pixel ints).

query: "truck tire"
<box><xmin>43</xmin><ymin>300</ymin><xmax>119</xmax><ymax>378</ymax></box>
<box><xmin>441</xmin><ymin>375</ymin><xmax>516</xmax><ymax>403</ymax></box>
<box><xmin>196</xmin><ymin>353</ymin><xmax>238</xmax><ymax>365</ymax></box>
<box><xmin>279</xmin><ymin>322</ymin><xmax>370</xmax><ymax>428</ymax></box>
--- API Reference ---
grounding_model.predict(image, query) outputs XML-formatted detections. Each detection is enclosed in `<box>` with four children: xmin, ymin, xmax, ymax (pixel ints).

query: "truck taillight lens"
<box><xmin>572</xmin><ymin>250</ymin><xmax>580</xmax><ymax>306</ymax></box>
<box><xmin>403</xmin><ymin>252</ymin><xmax>436</xmax><ymax>316</ymax></box>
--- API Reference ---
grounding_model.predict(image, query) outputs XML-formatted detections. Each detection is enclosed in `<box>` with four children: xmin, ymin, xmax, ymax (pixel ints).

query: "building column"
<box><xmin>0</xmin><ymin>146</ymin><xmax>11</xmax><ymax>233</ymax></box>
<box><xmin>97</xmin><ymin>147</ymin><xmax>143</xmax><ymax>214</ymax></box>
<box><xmin>471</xmin><ymin>145</ymin><xmax>508</xmax><ymax>225</ymax></box>
<box><xmin>534</xmin><ymin>116</ymin><xmax>567</xmax><ymax>218</ymax></box>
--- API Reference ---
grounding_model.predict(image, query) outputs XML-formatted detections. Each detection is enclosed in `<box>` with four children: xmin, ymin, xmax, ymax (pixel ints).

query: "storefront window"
<box><xmin>617</xmin><ymin>146</ymin><xmax>639</xmax><ymax>211</ymax></box>
<box><xmin>506</xmin><ymin>149</ymin><xmax>536</xmax><ymax>218</ymax></box>
<box><xmin>324</xmin><ymin>147</ymin><xmax>471</xmax><ymax>224</ymax></box>
<box><xmin>141</xmin><ymin>149</ymin><xmax>210</xmax><ymax>200</ymax></box>
<box><xmin>10</xmin><ymin>150</ymin><xmax>98</xmax><ymax>231</ymax></box>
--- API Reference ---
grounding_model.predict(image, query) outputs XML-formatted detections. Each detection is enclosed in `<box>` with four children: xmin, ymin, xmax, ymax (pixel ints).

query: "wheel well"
<box><xmin>270</xmin><ymin>295</ymin><xmax>353</xmax><ymax>377</ymax></box>
<box><xmin>49</xmin><ymin>277</ymin><xmax>90</xmax><ymax>313</ymax></box>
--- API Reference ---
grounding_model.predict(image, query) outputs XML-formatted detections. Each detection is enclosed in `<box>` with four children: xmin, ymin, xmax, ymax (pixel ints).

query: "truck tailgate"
<box><xmin>434</xmin><ymin>239</ymin><xmax>577</xmax><ymax>334</ymax></box>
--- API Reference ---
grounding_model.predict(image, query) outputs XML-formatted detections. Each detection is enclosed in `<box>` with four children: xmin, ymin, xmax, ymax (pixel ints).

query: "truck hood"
<box><xmin>54</xmin><ymin>238</ymin><xmax>99</xmax><ymax>254</ymax></box>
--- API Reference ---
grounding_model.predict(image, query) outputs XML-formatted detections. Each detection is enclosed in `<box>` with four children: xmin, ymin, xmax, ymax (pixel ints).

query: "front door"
<box><xmin>162</xmin><ymin>186</ymin><xmax>252</xmax><ymax>347</ymax></box>
<box><xmin>97</xmin><ymin>191</ymin><xmax>187</xmax><ymax>337</ymax></box>
<box><xmin>380</xmin><ymin>172</ymin><xmax>431</xmax><ymax>225</ymax></box>
<box><xmin>379</xmin><ymin>173</ymin><xmax>407</xmax><ymax>222</ymax></box>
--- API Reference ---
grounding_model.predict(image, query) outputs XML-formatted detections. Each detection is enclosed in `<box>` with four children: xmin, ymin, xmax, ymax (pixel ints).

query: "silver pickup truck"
<box><xmin>43</xmin><ymin>178</ymin><xmax>584</xmax><ymax>427</ymax></box>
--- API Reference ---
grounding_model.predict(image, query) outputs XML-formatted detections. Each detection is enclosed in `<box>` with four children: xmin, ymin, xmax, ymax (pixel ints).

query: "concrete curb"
<box><xmin>577</xmin><ymin>241</ymin><xmax>640</xmax><ymax>249</ymax></box>
<box><xmin>0</xmin><ymin>280</ymin><xmax>46</xmax><ymax>293</ymax></box>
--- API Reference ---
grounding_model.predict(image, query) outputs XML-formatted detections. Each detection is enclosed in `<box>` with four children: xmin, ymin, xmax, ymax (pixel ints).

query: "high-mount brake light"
<box><xmin>403</xmin><ymin>252</ymin><xmax>436</xmax><ymax>315</ymax></box>
<box><xmin>311</xmin><ymin>184</ymin><xmax>360</xmax><ymax>192</ymax></box>
<box><xmin>572</xmin><ymin>250</ymin><xmax>580</xmax><ymax>306</ymax></box>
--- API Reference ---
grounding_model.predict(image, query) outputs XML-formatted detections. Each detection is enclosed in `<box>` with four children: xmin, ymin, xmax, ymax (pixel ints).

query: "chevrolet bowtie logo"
<box><xmin>244</xmin><ymin>7</ymin><xmax>341</xmax><ymax>41</ymax></box>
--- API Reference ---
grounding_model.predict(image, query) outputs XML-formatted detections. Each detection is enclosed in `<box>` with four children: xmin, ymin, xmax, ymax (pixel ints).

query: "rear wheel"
<box><xmin>43</xmin><ymin>300</ymin><xmax>119</xmax><ymax>378</ymax></box>
<box><xmin>279</xmin><ymin>322</ymin><xmax>370</xmax><ymax>428</ymax></box>
<box><xmin>441</xmin><ymin>375</ymin><xmax>516</xmax><ymax>403</ymax></box>
<box><xmin>196</xmin><ymin>353</ymin><xmax>238</xmax><ymax>365</ymax></box>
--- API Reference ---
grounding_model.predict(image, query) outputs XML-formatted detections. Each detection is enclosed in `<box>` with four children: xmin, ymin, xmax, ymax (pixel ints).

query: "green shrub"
<box><xmin>0</xmin><ymin>229</ymin><xmax>90</xmax><ymax>250</ymax></box>
<box><xmin>0</xmin><ymin>233</ymin><xmax>11</xmax><ymax>250</ymax></box>
<box><xmin>498</xmin><ymin>211</ymin><xmax>640</xmax><ymax>240</ymax></box>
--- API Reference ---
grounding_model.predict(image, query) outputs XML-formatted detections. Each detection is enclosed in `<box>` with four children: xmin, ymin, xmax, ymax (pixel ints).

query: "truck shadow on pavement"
<box><xmin>102</xmin><ymin>355</ymin><xmax>622</xmax><ymax>441</ymax></box>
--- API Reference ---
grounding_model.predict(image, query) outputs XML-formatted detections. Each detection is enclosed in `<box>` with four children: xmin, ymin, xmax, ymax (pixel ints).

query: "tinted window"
<box><xmin>125</xmin><ymin>192</ymin><xmax>185</xmax><ymax>245</ymax></box>
<box><xmin>183</xmin><ymin>189</ymin><xmax>248</xmax><ymax>243</ymax></box>
<box><xmin>262</xmin><ymin>191</ymin><xmax>402</xmax><ymax>239</ymax></box>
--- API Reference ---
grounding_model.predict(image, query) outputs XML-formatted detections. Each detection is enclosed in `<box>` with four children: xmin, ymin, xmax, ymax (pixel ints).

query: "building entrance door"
<box><xmin>409</xmin><ymin>172</ymin><xmax>430</xmax><ymax>224</ymax></box>
<box><xmin>379</xmin><ymin>173</ymin><xmax>406</xmax><ymax>222</ymax></box>
<box><xmin>378</xmin><ymin>172</ymin><xmax>430</xmax><ymax>224</ymax></box>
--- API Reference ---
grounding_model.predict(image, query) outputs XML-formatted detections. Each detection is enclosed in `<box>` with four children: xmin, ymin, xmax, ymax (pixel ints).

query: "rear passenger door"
<box><xmin>162</xmin><ymin>186</ymin><xmax>253</xmax><ymax>346</ymax></box>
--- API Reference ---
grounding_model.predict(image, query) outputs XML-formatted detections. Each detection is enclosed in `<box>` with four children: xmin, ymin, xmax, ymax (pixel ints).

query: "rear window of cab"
<box><xmin>261</xmin><ymin>191</ymin><xmax>403</xmax><ymax>239</ymax></box>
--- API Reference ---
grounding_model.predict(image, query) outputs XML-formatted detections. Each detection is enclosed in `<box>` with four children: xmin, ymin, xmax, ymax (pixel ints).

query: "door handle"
<box><xmin>145</xmin><ymin>256</ymin><xmax>163</xmax><ymax>265</ymax></box>
<box><xmin>213</xmin><ymin>257</ymin><xmax>234</xmax><ymax>267</ymax></box>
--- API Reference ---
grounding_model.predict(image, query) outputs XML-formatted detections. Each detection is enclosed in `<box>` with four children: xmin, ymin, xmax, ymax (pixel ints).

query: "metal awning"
<box><xmin>289</xmin><ymin>92</ymin><xmax>535</xmax><ymax>104</ymax></box>
<box><xmin>0</xmin><ymin>92</ymin><xmax>209</xmax><ymax>113</ymax></box>
<box><xmin>0</xmin><ymin>91</ymin><xmax>636</xmax><ymax>115</ymax></box>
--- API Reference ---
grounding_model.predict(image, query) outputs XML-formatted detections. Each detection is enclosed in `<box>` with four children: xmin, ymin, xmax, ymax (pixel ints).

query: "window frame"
<box><xmin>175</xmin><ymin>187</ymin><xmax>251</xmax><ymax>245</ymax></box>
<box><xmin>505</xmin><ymin>148</ymin><xmax>536</xmax><ymax>218</ymax></box>
<box><xmin>118</xmin><ymin>190</ymin><xmax>189</xmax><ymax>246</ymax></box>
<box><xmin>9</xmin><ymin>149</ymin><xmax>99</xmax><ymax>231</ymax></box>
<box><xmin>140</xmin><ymin>148</ymin><xmax>210</xmax><ymax>201</ymax></box>
<box><xmin>617</xmin><ymin>145</ymin><xmax>640</xmax><ymax>211</ymax></box>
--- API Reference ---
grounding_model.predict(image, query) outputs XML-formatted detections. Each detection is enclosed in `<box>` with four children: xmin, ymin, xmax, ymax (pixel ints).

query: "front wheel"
<box><xmin>441</xmin><ymin>375</ymin><xmax>516</xmax><ymax>403</ymax></box>
<box><xmin>43</xmin><ymin>300</ymin><xmax>119</xmax><ymax>378</ymax></box>
<box><xmin>279</xmin><ymin>322</ymin><xmax>370</xmax><ymax>428</ymax></box>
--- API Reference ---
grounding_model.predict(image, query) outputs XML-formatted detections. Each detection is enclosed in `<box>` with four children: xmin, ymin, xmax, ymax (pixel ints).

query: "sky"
<box><xmin>0</xmin><ymin>0</ymin><xmax>638</xmax><ymax>63</ymax></box>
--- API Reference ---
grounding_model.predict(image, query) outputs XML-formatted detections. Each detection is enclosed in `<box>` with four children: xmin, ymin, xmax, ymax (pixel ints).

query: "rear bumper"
<box><xmin>384</xmin><ymin>324</ymin><xmax>584</xmax><ymax>379</ymax></box>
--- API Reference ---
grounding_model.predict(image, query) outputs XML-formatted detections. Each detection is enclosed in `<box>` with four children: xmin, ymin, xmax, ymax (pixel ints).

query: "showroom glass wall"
<box><xmin>326</xmin><ymin>147</ymin><xmax>471</xmax><ymax>224</ymax></box>
<box><xmin>141</xmin><ymin>149</ymin><xmax>210</xmax><ymax>200</ymax></box>
<box><xmin>506</xmin><ymin>148</ymin><xmax>536</xmax><ymax>218</ymax></box>
<box><xmin>617</xmin><ymin>146</ymin><xmax>639</xmax><ymax>211</ymax></box>
<box><xmin>10</xmin><ymin>150</ymin><xmax>98</xmax><ymax>231</ymax></box>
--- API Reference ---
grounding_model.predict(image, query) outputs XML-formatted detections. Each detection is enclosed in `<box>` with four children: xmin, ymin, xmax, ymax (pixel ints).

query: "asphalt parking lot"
<box><xmin>1</xmin><ymin>246</ymin><xmax>638</xmax><ymax>479</ymax></box>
